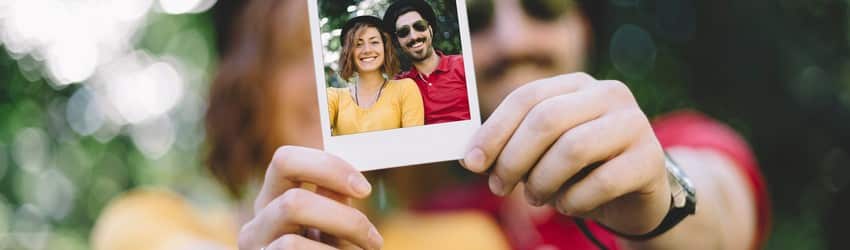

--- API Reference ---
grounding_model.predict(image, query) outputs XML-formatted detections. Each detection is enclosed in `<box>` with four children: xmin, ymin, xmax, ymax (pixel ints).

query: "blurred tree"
<box><xmin>1</xmin><ymin>1</ymin><xmax>848</xmax><ymax>249</ymax></box>
<box><xmin>0</xmin><ymin>10</ymin><xmax>223</xmax><ymax>250</ymax></box>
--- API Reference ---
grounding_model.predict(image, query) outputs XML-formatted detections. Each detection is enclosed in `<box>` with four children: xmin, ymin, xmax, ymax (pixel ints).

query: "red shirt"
<box><xmin>415</xmin><ymin>110</ymin><xmax>770</xmax><ymax>250</ymax></box>
<box><xmin>397</xmin><ymin>54</ymin><xmax>470</xmax><ymax>124</ymax></box>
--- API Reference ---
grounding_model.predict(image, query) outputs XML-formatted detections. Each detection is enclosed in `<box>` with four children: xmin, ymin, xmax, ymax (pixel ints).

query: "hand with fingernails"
<box><xmin>237</xmin><ymin>73</ymin><xmax>672</xmax><ymax>249</ymax></box>
<box><xmin>461</xmin><ymin>73</ymin><xmax>671</xmax><ymax>236</ymax></box>
<box><xmin>237</xmin><ymin>146</ymin><xmax>383</xmax><ymax>250</ymax></box>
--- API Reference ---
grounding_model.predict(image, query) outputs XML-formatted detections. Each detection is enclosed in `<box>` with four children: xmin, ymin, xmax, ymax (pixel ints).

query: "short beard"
<box><xmin>409</xmin><ymin>46</ymin><xmax>434</xmax><ymax>62</ymax></box>
<box><xmin>404</xmin><ymin>37</ymin><xmax>433</xmax><ymax>62</ymax></box>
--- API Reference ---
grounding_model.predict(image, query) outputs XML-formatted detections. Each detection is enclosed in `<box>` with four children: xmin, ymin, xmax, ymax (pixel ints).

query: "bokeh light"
<box><xmin>33</xmin><ymin>169</ymin><xmax>76</xmax><ymax>221</ymax></box>
<box><xmin>12</xmin><ymin>127</ymin><xmax>49</xmax><ymax>173</ymax></box>
<box><xmin>0</xmin><ymin>1</ymin><xmax>848</xmax><ymax>249</ymax></box>
<box><xmin>655</xmin><ymin>0</ymin><xmax>696</xmax><ymax>42</ymax></box>
<box><xmin>609</xmin><ymin>24</ymin><xmax>656</xmax><ymax>79</ymax></box>
<box><xmin>0</xmin><ymin>0</ymin><xmax>217</xmax><ymax>248</ymax></box>
<box><xmin>66</xmin><ymin>87</ymin><xmax>104</xmax><ymax>136</ymax></box>
<box><xmin>0</xmin><ymin>143</ymin><xmax>8</xmax><ymax>182</ymax></box>
<box><xmin>130</xmin><ymin>117</ymin><xmax>177</xmax><ymax>159</ymax></box>
<box><xmin>158</xmin><ymin>0</ymin><xmax>217</xmax><ymax>15</ymax></box>
<box><xmin>11</xmin><ymin>204</ymin><xmax>50</xmax><ymax>250</ymax></box>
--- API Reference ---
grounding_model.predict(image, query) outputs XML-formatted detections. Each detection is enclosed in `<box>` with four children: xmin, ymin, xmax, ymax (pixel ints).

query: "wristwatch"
<box><xmin>603</xmin><ymin>153</ymin><xmax>697</xmax><ymax>241</ymax></box>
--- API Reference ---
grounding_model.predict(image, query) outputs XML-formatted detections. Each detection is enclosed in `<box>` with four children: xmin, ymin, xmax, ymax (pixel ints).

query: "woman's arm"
<box><xmin>327</xmin><ymin>88</ymin><xmax>339</xmax><ymax>130</ymax></box>
<box><xmin>398</xmin><ymin>79</ymin><xmax>425</xmax><ymax>127</ymax></box>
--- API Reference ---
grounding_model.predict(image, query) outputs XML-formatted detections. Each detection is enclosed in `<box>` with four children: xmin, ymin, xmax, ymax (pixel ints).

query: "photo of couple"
<box><xmin>323</xmin><ymin>0</ymin><xmax>471</xmax><ymax>136</ymax></box>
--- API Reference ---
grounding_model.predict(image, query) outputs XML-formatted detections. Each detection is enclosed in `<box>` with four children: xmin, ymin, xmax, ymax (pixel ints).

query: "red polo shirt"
<box><xmin>397</xmin><ymin>53</ymin><xmax>470</xmax><ymax>124</ymax></box>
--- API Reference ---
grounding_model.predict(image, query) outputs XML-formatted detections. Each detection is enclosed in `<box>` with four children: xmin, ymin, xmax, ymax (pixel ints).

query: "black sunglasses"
<box><xmin>467</xmin><ymin>0</ymin><xmax>575</xmax><ymax>32</ymax></box>
<box><xmin>395</xmin><ymin>20</ymin><xmax>429</xmax><ymax>38</ymax></box>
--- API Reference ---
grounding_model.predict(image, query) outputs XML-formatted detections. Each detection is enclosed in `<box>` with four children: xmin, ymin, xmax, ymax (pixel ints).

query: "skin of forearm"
<box><xmin>621</xmin><ymin>147</ymin><xmax>757</xmax><ymax>250</ymax></box>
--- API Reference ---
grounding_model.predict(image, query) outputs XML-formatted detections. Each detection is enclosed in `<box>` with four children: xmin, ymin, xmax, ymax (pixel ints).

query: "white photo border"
<box><xmin>307</xmin><ymin>0</ymin><xmax>481</xmax><ymax>171</ymax></box>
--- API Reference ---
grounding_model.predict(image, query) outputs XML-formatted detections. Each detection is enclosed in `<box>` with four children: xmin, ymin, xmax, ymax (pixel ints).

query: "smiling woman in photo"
<box><xmin>328</xmin><ymin>16</ymin><xmax>424</xmax><ymax>136</ymax></box>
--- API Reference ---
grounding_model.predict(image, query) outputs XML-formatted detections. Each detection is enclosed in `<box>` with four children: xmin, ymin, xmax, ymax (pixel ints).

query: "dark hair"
<box><xmin>383</xmin><ymin>0</ymin><xmax>439</xmax><ymax>45</ymax></box>
<box><xmin>338</xmin><ymin>21</ymin><xmax>401</xmax><ymax>81</ymax></box>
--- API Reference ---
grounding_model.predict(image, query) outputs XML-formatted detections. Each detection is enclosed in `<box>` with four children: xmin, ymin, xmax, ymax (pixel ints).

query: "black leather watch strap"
<box><xmin>574</xmin><ymin>153</ymin><xmax>696</xmax><ymax>244</ymax></box>
<box><xmin>599</xmin><ymin>195</ymin><xmax>696</xmax><ymax>241</ymax></box>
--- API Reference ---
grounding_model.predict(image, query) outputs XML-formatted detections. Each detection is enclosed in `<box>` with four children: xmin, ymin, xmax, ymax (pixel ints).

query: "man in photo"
<box><xmin>383</xmin><ymin>0</ymin><xmax>470</xmax><ymax>125</ymax></box>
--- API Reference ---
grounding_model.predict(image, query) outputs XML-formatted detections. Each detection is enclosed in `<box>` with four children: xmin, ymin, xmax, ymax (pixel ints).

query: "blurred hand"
<box><xmin>462</xmin><ymin>73</ymin><xmax>671</xmax><ymax>235</ymax></box>
<box><xmin>238</xmin><ymin>146</ymin><xmax>383</xmax><ymax>250</ymax></box>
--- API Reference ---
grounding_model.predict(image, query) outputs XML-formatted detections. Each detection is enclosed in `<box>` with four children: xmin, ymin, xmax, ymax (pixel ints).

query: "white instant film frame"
<box><xmin>307</xmin><ymin>0</ymin><xmax>481</xmax><ymax>171</ymax></box>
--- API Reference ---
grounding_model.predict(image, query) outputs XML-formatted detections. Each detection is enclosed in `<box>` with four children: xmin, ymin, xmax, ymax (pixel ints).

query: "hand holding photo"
<box><xmin>308</xmin><ymin>0</ymin><xmax>480</xmax><ymax>171</ymax></box>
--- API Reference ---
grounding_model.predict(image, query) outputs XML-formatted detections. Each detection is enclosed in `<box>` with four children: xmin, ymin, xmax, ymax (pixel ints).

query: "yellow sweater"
<box><xmin>91</xmin><ymin>189</ymin><xmax>511</xmax><ymax>250</ymax></box>
<box><xmin>328</xmin><ymin>78</ymin><xmax>424</xmax><ymax>136</ymax></box>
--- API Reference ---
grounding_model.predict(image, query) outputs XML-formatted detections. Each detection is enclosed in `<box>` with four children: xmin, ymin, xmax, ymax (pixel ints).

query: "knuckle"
<box><xmin>600</xmin><ymin>80</ymin><xmax>633</xmax><ymax>100</ymax></box>
<box><xmin>272</xmin><ymin>146</ymin><xmax>298</xmax><ymax>174</ymax></box>
<box><xmin>570</xmin><ymin>72</ymin><xmax>596</xmax><ymax>83</ymax></box>
<box><xmin>277</xmin><ymin>189</ymin><xmax>306</xmax><ymax>215</ymax></box>
<box><xmin>507</xmin><ymin>83</ymin><xmax>543</xmax><ymax>108</ymax></box>
<box><xmin>275</xmin><ymin>234</ymin><xmax>302</xmax><ymax>249</ymax></box>
<box><xmin>561</xmin><ymin>72</ymin><xmax>595</xmax><ymax>90</ymax></box>
<box><xmin>313</xmin><ymin>154</ymin><xmax>336</xmax><ymax>174</ymax></box>
<box><xmin>273</xmin><ymin>146</ymin><xmax>296</xmax><ymax>165</ymax></box>
<box><xmin>621</xmin><ymin>108</ymin><xmax>651</xmax><ymax>132</ymax></box>
<box><xmin>624</xmin><ymin>107</ymin><xmax>648</xmax><ymax>123</ymax></box>
<box><xmin>591</xmin><ymin>171</ymin><xmax>619</xmax><ymax>197</ymax></box>
<box><xmin>525</xmin><ymin>100</ymin><xmax>561</xmax><ymax>133</ymax></box>
<box><xmin>560</xmin><ymin>135</ymin><xmax>588</xmax><ymax>165</ymax></box>
<box><xmin>352</xmin><ymin>212</ymin><xmax>372</xmax><ymax>233</ymax></box>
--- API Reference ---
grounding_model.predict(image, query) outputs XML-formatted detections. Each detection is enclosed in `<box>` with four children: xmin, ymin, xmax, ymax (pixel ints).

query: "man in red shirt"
<box><xmin>235</xmin><ymin>1</ymin><xmax>771</xmax><ymax>250</ymax></box>
<box><xmin>384</xmin><ymin>0</ymin><xmax>470</xmax><ymax>125</ymax></box>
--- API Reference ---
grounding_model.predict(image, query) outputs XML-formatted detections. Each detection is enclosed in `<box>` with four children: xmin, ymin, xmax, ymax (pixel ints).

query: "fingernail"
<box><xmin>524</xmin><ymin>187</ymin><xmax>542</xmax><ymax>206</ymax></box>
<box><xmin>463</xmin><ymin>148</ymin><xmax>485</xmax><ymax>172</ymax></box>
<box><xmin>489</xmin><ymin>175</ymin><xmax>504</xmax><ymax>196</ymax></box>
<box><xmin>349</xmin><ymin>174</ymin><xmax>371</xmax><ymax>197</ymax></box>
<box><xmin>369</xmin><ymin>227</ymin><xmax>383</xmax><ymax>249</ymax></box>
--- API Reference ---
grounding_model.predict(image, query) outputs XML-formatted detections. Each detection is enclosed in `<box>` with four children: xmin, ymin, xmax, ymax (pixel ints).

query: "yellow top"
<box><xmin>91</xmin><ymin>189</ymin><xmax>511</xmax><ymax>250</ymax></box>
<box><xmin>328</xmin><ymin>78</ymin><xmax>424</xmax><ymax>136</ymax></box>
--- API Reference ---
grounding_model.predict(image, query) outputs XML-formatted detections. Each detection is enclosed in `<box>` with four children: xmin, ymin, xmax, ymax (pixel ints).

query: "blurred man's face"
<box><xmin>395</xmin><ymin>11</ymin><xmax>435</xmax><ymax>62</ymax></box>
<box><xmin>470</xmin><ymin>0</ymin><xmax>589</xmax><ymax>117</ymax></box>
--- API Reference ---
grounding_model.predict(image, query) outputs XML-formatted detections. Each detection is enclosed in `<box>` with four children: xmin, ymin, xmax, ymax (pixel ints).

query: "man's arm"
<box><xmin>622</xmin><ymin>147</ymin><xmax>757</xmax><ymax>249</ymax></box>
<box><xmin>460</xmin><ymin>73</ymin><xmax>763</xmax><ymax>249</ymax></box>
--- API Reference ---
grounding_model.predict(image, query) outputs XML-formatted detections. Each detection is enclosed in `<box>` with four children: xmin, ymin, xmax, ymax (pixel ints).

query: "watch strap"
<box><xmin>599</xmin><ymin>195</ymin><xmax>696</xmax><ymax>241</ymax></box>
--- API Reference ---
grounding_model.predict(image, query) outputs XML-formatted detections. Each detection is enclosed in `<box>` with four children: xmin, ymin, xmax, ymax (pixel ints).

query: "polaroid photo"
<box><xmin>307</xmin><ymin>0</ymin><xmax>481</xmax><ymax>171</ymax></box>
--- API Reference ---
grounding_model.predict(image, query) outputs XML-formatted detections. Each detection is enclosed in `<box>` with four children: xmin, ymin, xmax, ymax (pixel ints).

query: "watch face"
<box><xmin>665</xmin><ymin>156</ymin><xmax>696</xmax><ymax>207</ymax></box>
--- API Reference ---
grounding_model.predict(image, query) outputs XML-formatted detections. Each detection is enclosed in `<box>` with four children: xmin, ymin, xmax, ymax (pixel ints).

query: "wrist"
<box><xmin>603</xmin><ymin>153</ymin><xmax>697</xmax><ymax>240</ymax></box>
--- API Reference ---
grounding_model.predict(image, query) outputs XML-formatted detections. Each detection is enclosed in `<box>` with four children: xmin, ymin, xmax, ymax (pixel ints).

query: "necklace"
<box><xmin>355</xmin><ymin>78</ymin><xmax>388</xmax><ymax>107</ymax></box>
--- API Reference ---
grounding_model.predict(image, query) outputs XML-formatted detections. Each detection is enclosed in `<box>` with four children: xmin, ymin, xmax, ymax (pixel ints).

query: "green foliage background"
<box><xmin>0</xmin><ymin>12</ymin><xmax>226</xmax><ymax>249</ymax></box>
<box><xmin>0</xmin><ymin>0</ymin><xmax>849</xmax><ymax>249</ymax></box>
